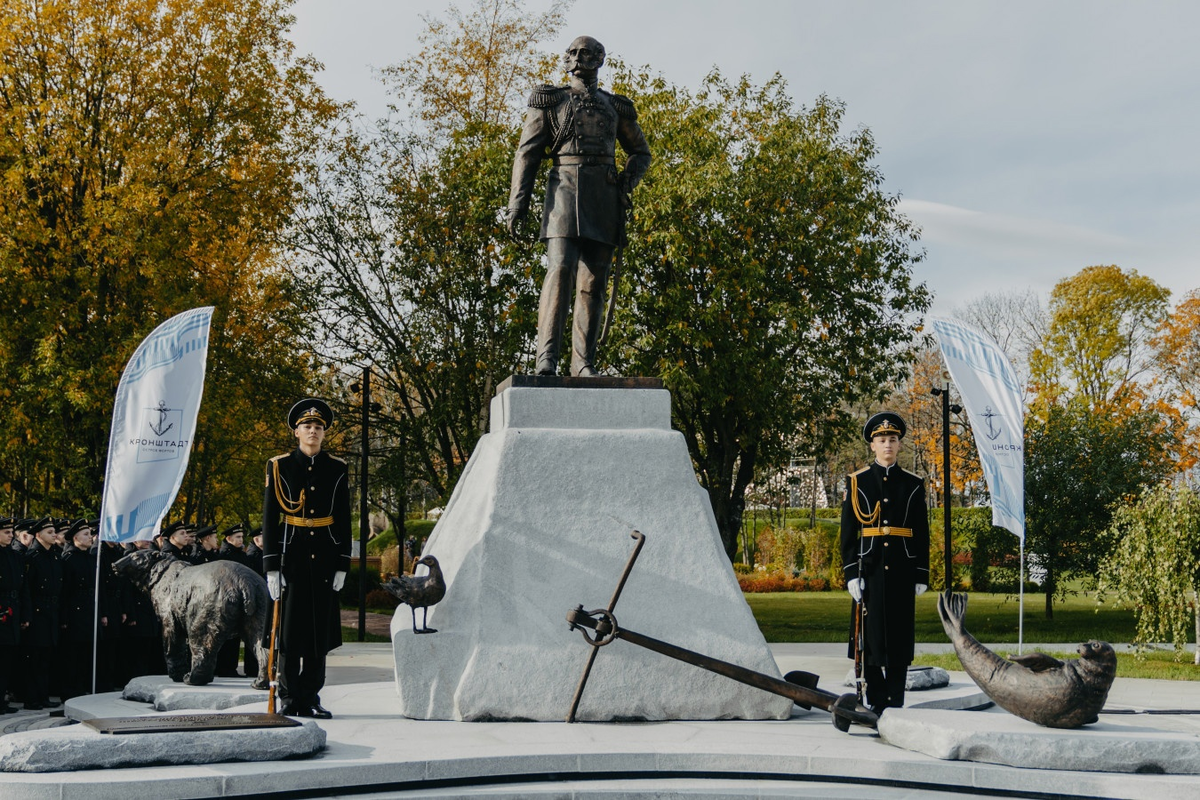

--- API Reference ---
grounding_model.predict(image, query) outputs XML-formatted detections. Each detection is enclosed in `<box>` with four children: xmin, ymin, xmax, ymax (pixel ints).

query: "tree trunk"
<box><xmin>1043</xmin><ymin>569</ymin><xmax>1055</xmax><ymax>620</ymax></box>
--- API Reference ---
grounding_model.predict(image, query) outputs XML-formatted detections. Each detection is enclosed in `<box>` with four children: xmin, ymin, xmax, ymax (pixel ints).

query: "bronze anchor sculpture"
<box><xmin>565</xmin><ymin>531</ymin><xmax>878</xmax><ymax>732</ymax></box>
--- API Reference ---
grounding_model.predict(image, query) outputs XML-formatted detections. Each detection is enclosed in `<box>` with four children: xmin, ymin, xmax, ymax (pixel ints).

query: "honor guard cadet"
<box><xmin>263</xmin><ymin>398</ymin><xmax>351</xmax><ymax>719</ymax></box>
<box><xmin>840</xmin><ymin>412</ymin><xmax>930</xmax><ymax>716</ymax></box>
<box><xmin>23</xmin><ymin>517</ymin><xmax>63</xmax><ymax>710</ymax></box>
<box><xmin>506</xmin><ymin>35</ymin><xmax>652</xmax><ymax>377</ymax></box>
<box><xmin>0</xmin><ymin>518</ymin><xmax>27</xmax><ymax>713</ymax></box>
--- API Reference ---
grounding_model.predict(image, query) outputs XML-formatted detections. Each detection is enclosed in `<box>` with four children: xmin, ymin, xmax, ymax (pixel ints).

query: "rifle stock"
<box><xmin>267</xmin><ymin>596</ymin><xmax>281</xmax><ymax>714</ymax></box>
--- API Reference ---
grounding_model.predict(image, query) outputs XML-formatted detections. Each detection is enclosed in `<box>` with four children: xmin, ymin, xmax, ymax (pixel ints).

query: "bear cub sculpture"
<box><xmin>114</xmin><ymin>549</ymin><xmax>271</xmax><ymax>687</ymax></box>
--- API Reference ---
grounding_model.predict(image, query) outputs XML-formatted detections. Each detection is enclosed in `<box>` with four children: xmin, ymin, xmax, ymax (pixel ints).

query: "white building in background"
<box><xmin>746</xmin><ymin>458</ymin><xmax>829</xmax><ymax>510</ymax></box>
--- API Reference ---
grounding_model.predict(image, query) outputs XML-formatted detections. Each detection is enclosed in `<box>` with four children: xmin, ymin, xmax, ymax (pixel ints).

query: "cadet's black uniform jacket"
<box><xmin>24</xmin><ymin>543</ymin><xmax>63</xmax><ymax>648</ymax></box>
<box><xmin>262</xmin><ymin>448</ymin><xmax>351</xmax><ymax>657</ymax></box>
<box><xmin>840</xmin><ymin>461</ymin><xmax>930</xmax><ymax>666</ymax></box>
<box><xmin>0</xmin><ymin>546</ymin><xmax>28</xmax><ymax>647</ymax></box>
<box><xmin>218</xmin><ymin>541</ymin><xmax>249</xmax><ymax>568</ymax></box>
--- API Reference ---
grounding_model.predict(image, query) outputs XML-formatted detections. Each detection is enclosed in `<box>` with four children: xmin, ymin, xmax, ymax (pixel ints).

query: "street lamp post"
<box><xmin>350</xmin><ymin>366</ymin><xmax>379</xmax><ymax>642</ymax></box>
<box><xmin>931</xmin><ymin>379</ymin><xmax>962</xmax><ymax>596</ymax></box>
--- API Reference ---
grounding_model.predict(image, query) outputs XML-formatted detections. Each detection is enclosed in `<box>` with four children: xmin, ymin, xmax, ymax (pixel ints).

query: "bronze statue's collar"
<box><xmin>568</xmin><ymin>75</ymin><xmax>599</xmax><ymax>95</ymax></box>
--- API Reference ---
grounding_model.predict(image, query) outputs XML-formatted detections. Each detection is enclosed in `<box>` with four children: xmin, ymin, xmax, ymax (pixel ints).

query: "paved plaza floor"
<box><xmin>1</xmin><ymin>641</ymin><xmax>1199</xmax><ymax>799</ymax></box>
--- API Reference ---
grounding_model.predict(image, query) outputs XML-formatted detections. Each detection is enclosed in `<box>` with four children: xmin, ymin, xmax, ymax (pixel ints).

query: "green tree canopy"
<box><xmin>607</xmin><ymin>69</ymin><xmax>931</xmax><ymax>558</ymax></box>
<box><xmin>1025</xmin><ymin>399</ymin><xmax>1172</xmax><ymax>618</ymax></box>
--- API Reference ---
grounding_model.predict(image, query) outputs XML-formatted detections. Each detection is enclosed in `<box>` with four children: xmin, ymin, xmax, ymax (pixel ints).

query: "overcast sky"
<box><xmin>291</xmin><ymin>0</ymin><xmax>1199</xmax><ymax>315</ymax></box>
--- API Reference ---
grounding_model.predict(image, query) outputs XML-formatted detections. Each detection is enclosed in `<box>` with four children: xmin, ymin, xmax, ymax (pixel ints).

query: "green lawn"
<box><xmin>911</xmin><ymin>648</ymin><xmax>1200</xmax><ymax>681</ymax></box>
<box><xmin>748</xmin><ymin>590</ymin><xmax>1200</xmax><ymax>680</ymax></box>
<box><xmin>340</xmin><ymin>626</ymin><xmax>390</xmax><ymax>643</ymax></box>
<box><xmin>746</xmin><ymin>591</ymin><xmax>1142</xmax><ymax>644</ymax></box>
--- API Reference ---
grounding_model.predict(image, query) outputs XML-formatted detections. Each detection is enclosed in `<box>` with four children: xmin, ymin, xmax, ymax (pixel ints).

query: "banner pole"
<box><xmin>92</xmin><ymin>541</ymin><xmax>101</xmax><ymax>695</ymax></box>
<box><xmin>1019</xmin><ymin>541</ymin><xmax>1025</xmax><ymax>655</ymax></box>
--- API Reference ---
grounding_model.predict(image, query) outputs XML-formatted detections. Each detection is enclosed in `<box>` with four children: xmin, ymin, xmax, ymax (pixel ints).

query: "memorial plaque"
<box><xmin>82</xmin><ymin>713</ymin><xmax>301</xmax><ymax>735</ymax></box>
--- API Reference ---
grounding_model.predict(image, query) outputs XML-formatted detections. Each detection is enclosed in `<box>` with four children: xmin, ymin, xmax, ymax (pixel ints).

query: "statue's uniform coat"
<box><xmin>509</xmin><ymin>78</ymin><xmax>650</xmax><ymax>246</ymax></box>
<box><xmin>262</xmin><ymin>449</ymin><xmax>351</xmax><ymax>659</ymax></box>
<box><xmin>840</xmin><ymin>462</ymin><xmax>930</xmax><ymax>666</ymax></box>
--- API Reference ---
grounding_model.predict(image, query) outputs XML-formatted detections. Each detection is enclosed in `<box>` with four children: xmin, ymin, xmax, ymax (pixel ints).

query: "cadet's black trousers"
<box><xmin>864</xmin><ymin>658</ymin><xmax>909</xmax><ymax>711</ymax></box>
<box><xmin>278</xmin><ymin>651</ymin><xmax>326</xmax><ymax>709</ymax></box>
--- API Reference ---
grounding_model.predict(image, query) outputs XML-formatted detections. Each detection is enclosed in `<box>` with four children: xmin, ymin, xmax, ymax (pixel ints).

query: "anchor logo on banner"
<box><xmin>982</xmin><ymin>406</ymin><xmax>1003</xmax><ymax>441</ymax></box>
<box><xmin>149</xmin><ymin>400</ymin><xmax>175</xmax><ymax>437</ymax></box>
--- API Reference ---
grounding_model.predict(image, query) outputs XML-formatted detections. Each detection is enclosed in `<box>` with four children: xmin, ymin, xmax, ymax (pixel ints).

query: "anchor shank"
<box><xmin>614</xmin><ymin>626</ymin><xmax>838</xmax><ymax>712</ymax></box>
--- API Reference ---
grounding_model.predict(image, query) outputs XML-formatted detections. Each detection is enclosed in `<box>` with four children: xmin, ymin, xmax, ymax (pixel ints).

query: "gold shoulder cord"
<box><xmin>849</xmin><ymin>472</ymin><xmax>880</xmax><ymax>527</ymax></box>
<box><xmin>272</xmin><ymin>458</ymin><xmax>306</xmax><ymax>516</ymax></box>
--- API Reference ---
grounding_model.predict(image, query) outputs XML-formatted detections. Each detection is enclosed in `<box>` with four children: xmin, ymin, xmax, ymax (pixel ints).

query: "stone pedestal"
<box><xmin>391</xmin><ymin>380</ymin><xmax>792</xmax><ymax>722</ymax></box>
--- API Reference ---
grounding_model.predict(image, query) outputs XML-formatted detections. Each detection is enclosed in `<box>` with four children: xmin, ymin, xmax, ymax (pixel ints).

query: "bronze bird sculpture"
<box><xmin>385</xmin><ymin>555</ymin><xmax>446</xmax><ymax>634</ymax></box>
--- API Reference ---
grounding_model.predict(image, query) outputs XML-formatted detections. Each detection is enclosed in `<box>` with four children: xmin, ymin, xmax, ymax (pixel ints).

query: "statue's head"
<box><xmin>564</xmin><ymin>36</ymin><xmax>605</xmax><ymax>76</ymax></box>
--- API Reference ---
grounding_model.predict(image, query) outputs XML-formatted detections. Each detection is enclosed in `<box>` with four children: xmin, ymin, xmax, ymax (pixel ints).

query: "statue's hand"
<box><xmin>332</xmin><ymin>571</ymin><xmax>346</xmax><ymax>592</ymax></box>
<box><xmin>505</xmin><ymin>207</ymin><xmax>527</xmax><ymax>240</ymax></box>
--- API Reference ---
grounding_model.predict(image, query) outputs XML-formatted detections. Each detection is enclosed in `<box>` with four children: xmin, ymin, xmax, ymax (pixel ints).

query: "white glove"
<box><xmin>847</xmin><ymin>578</ymin><xmax>864</xmax><ymax>602</ymax></box>
<box><xmin>267</xmin><ymin>571</ymin><xmax>285</xmax><ymax>601</ymax></box>
<box><xmin>332</xmin><ymin>571</ymin><xmax>346</xmax><ymax>592</ymax></box>
<box><xmin>915</xmin><ymin>583</ymin><xmax>928</xmax><ymax>597</ymax></box>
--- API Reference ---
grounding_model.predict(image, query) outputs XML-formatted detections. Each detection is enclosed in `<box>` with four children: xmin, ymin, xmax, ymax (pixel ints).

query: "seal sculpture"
<box><xmin>114</xmin><ymin>549</ymin><xmax>271</xmax><ymax>688</ymax></box>
<box><xmin>937</xmin><ymin>592</ymin><xmax>1116</xmax><ymax>728</ymax></box>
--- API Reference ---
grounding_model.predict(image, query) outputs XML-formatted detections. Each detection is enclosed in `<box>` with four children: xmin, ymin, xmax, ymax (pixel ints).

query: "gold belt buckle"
<box><xmin>882</xmin><ymin>526</ymin><xmax>890</xmax><ymax>535</ymax></box>
<box><xmin>304</xmin><ymin>518</ymin><xmax>314</xmax><ymax>527</ymax></box>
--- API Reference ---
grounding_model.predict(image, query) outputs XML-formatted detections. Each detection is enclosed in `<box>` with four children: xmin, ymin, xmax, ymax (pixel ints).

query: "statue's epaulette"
<box><xmin>528</xmin><ymin>84</ymin><xmax>565</xmax><ymax>108</ymax></box>
<box><xmin>609</xmin><ymin>92</ymin><xmax>637</xmax><ymax>120</ymax></box>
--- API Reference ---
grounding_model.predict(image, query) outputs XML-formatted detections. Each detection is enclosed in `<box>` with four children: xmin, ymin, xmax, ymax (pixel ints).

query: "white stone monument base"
<box><xmin>392</xmin><ymin>380</ymin><xmax>792</xmax><ymax>722</ymax></box>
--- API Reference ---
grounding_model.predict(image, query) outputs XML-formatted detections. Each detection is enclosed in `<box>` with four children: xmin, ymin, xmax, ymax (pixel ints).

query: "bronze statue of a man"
<box><xmin>506</xmin><ymin>36</ymin><xmax>651</xmax><ymax>377</ymax></box>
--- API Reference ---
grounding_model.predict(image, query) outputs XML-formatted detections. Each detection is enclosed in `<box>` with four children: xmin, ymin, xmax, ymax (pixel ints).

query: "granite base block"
<box><xmin>0</xmin><ymin>717</ymin><xmax>325</xmax><ymax>773</ymax></box>
<box><xmin>880</xmin><ymin>707</ymin><xmax>1200</xmax><ymax>774</ymax></box>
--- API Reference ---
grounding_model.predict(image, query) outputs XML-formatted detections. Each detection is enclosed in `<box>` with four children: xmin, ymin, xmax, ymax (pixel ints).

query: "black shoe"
<box><xmin>280</xmin><ymin>701</ymin><xmax>310</xmax><ymax>717</ymax></box>
<box><xmin>311</xmin><ymin>703</ymin><xmax>332</xmax><ymax>719</ymax></box>
<box><xmin>869</xmin><ymin>705</ymin><xmax>886</xmax><ymax>717</ymax></box>
<box><xmin>23</xmin><ymin>703</ymin><xmax>44</xmax><ymax>711</ymax></box>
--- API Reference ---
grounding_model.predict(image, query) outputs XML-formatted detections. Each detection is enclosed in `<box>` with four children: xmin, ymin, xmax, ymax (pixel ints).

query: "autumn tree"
<box><xmin>1030</xmin><ymin>265</ymin><xmax>1169</xmax><ymax>409</ymax></box>
<box><xmin>606</xmin><ymin>69</ymin><xmax>931</xmax><ymax>559</ymax></box>
<box><xmin>1152</xmin><ymin>290</ymin><xmax>1200</xmax><ymax>476</ymax></box>
<box><xmin>289</xmin><ymin>0</ymin><xmax>567</xmax><ymax>511</ymax></box>
<box><xmin>0</xmin><ymin>0</ymin><xmax>333</xmax><ymax>517</ymax></box>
